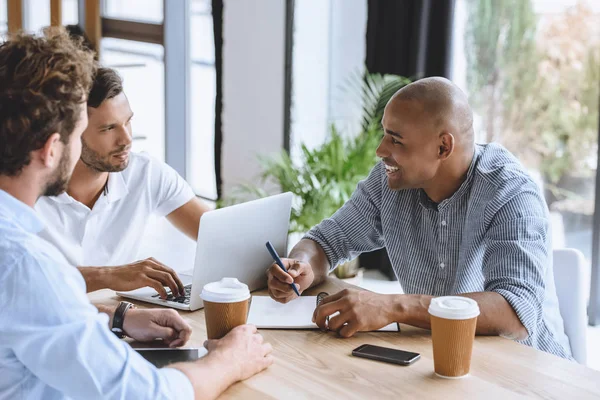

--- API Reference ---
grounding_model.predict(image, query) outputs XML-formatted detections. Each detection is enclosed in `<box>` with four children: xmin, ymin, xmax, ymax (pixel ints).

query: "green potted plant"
<box><xmin>221</xmin><ymin>72</ymin><xmax>410</xmax><ymax>279</ymax></box>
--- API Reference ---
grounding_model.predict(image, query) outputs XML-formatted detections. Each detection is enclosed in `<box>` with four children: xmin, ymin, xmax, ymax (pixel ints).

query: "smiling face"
<box><xmin>81</xmin><ymin>92</ymin><xmax>133</xmax><ymax>173</ymax></box>
<box><xmin>376</xmin><ymin>99</ymin><xmax>444</xmax><ymax>191</ymax></box>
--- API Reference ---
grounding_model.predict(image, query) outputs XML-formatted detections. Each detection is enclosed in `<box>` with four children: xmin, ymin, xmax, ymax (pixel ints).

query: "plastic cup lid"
<box><xmin>200</xmin><ymin>278</ymin><xmax>250</xmax><ymax>303</ymax></box>
<box><xmin>428</xmin><ymin>296</ymin><xmax>480</xmax><ymax>320</ymax></box>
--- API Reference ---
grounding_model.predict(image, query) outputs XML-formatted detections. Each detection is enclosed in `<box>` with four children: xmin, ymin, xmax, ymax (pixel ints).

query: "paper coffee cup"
<box><xmin>201</xmin><ymin>278</ymin><xmax>251</xmax><ymax>340</ymax></box>
<box><xmin>428</xmin><ymin>296</ymin><xmax>480</xmax><ymax>379</ymax></box>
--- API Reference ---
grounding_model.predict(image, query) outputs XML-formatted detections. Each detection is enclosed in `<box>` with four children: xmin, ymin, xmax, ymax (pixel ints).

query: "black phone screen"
<box><xmin>352</xmin><ymin>344</ymin><xmax>420</xmax><ymax>366</ymax></box>
<box><xmin>135</xmin><ymin>348</ymin><xmax>200</xmax><ymax>368</ymax></box>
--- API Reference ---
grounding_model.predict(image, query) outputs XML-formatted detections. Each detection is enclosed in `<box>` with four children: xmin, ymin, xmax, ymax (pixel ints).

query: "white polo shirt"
<box><xmin>35</xmin><ymin>152</ymin><xmax>196</xmax><ymax>267</ymax></box>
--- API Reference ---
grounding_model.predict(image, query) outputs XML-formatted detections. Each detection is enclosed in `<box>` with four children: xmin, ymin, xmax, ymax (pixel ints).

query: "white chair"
<box><xmin>553</xmin><ymin>248</ymin><xmax>588</xmax><ymax>364</ymax></box>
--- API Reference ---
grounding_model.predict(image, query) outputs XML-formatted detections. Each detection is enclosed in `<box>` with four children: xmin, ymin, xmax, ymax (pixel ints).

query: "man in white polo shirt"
<box><xmin>36</xmin><ymin>67</ymin><xmax>209</xmax><ymax>299</ymax></box>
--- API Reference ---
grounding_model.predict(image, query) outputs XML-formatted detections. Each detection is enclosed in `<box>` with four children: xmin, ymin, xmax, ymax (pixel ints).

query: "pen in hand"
<box><xmin>265</xmin><ymin>241</ymin><xmax>301</xmax><ymax>297</ymax></box>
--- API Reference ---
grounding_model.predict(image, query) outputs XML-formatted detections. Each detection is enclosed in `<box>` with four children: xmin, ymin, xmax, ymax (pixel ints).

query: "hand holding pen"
<box><xmin>265</xmin><ymin>241</ymin><xmax>316</xmax><ymax>304</ymax></box>
<box><xmin>266</xmin><ymin>241</ymin><xmax>300</xmax><ymax>296</ymax></box>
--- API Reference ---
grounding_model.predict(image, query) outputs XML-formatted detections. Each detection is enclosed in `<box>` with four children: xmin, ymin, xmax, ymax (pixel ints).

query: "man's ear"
<box><xmin>38</xmin><ymin>133</ymin><xmax>62</xmax><ymax>168</ymax></box>
<box><xmin>438</xmin><ymin>132</ymin><xmax>455</xmax><ymax>160</ymax></box>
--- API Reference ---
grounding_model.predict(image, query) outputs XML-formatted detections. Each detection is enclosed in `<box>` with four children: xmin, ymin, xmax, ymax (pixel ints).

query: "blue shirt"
<box><xmin>305</xmin><ymin>143</ymin><xmax>572</xmax><ymax>359</ymax></box>
<box><xmin>0</xmin><ymin>190</ymin><xmax>194</xmax><ymax>399</ymax></box>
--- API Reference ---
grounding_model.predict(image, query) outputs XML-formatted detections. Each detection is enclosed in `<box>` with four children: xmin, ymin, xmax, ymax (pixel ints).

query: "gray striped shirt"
<box><xmin>305</xmin><ymin>143</ymin><xmax>572</xmax><ymax>359</ymax></box>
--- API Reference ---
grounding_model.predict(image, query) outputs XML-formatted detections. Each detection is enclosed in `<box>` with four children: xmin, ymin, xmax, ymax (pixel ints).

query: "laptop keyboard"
<box><xmin>152</xmin><ymin>284</ymin><xmax>192</xmax><ymax>305</ymax></box>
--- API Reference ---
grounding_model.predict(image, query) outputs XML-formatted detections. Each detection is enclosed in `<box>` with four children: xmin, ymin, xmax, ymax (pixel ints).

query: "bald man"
<box><xmin>266</xmin><ymin>77</ymin><xmax>572</xmax><ymax>359</ymax></box>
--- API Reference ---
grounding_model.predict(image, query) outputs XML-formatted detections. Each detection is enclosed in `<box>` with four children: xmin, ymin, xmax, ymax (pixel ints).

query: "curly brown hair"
<box><xmin>0</xmin><ymin>27</ymin><xmax>96</xmax><ymax>176</ymax></box>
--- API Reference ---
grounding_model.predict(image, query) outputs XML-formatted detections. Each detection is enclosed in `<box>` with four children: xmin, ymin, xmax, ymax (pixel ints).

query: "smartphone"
<box><xmin>352</xmin><ymin>344</ymin><xmax>420</xmax><ymax>366</ymax></box>
<box><xmin>135</xmin><ymin>348</ymin><xmax>202</xmax><ymax>368</ymax></box>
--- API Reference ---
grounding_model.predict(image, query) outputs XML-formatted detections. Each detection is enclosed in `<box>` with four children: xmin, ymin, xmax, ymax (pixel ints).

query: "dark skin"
<box><xmin>267</xmin><ymin>77</ymin><xmax>528</xmax><ymax>340</ymax></box>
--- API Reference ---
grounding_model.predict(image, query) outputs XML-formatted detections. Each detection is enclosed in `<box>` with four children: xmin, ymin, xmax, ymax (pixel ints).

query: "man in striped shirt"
<box><xmin>267</xmin><ymin>77</ymin><xmax>572</xmax><ymax>359</ymax></box>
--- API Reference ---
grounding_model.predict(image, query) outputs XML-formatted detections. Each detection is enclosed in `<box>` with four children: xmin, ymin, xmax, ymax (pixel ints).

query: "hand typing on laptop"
<box><xmin>117</xmin><ymin>193</ymin><xmax>293</xmax><ymax>311</ymax></box>
<box><xmin>79</xmin><ymin>257</ymin><xmax>186</xmax><ymax>299</ymax></box>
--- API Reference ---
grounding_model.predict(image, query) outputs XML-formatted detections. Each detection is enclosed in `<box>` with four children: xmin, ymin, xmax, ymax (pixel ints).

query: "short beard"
<box><xmin>80</xmin><ymin>137</ymin><xmax>128</xmax><ymax>173</ymax></box>
<box><xmin>43</xmin><ymin>145</ymin><xmax>72</xmax><ymax>197</ymax></box>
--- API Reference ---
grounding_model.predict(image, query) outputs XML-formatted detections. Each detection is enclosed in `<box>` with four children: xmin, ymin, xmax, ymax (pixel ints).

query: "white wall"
<box><xmin>290</xmin><ymin>0</ymin><xmax>332</xmax><ymax>154</ymax></box>
<box><xmin>328</xmin><ymin>0</ymin><xmax>368</xmax><ymax>137</ymax></box>
<box><xmin>291</xmin><ymin>0</ymin><xmax>367</xmax><ymax>160</ymax></box>
<box><xmin>221</xmin><ymin>0</ymin><xmax>286</xmax><ymax>196</ymax></box>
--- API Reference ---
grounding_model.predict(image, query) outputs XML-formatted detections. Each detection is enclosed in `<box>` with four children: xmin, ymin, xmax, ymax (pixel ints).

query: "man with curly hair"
<box><xmin>0</xmin><ymin>28</ymin><xmax>272</xmax><ymax>399</ymax></box>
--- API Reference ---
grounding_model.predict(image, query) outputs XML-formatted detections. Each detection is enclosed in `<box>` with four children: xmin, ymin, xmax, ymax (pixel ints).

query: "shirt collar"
<box><xmin>0</xmin><ymin>189</ymin><xmax>45</xmax><ymax>233</ymax></box>
<box><xmin>45</xmin><ymin>171</ymin><xmax>129</xmax><ymax>206</ymax></box>
<box><xmin>104</xmin><ymin>171</ymin><xmax>129</xmax><ymax>203</ymax></box>
<box><xmin>418</xmin><ymin>145</ymin><xmax>481</xmax><ymax>211</ymax></box>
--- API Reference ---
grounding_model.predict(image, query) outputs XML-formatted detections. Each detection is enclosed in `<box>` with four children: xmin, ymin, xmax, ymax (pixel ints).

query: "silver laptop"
<box><xmin>117</xmin><ymin>192</ymin><xmax>293</xmax><ymax>311</ymax></box>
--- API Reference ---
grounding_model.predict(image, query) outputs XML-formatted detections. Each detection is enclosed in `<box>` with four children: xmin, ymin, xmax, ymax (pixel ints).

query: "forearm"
<box><xmin>78</xmin><ymin>266</ymin><xmax>110</xmax><ymax>292</ymax></box>
<box><xmin>167</xmin><ymin>198</ymin><xmax>212</xmax><ymax>241</ymax></box>
<box><xmin>390</xmin><ymin>292</ymin><xmax>528</xmax><ymax>340</ymax></box>
<box><xmin>170</xmin><ymin>353</ymin><xmax>237</xmax><ymax>400</ymax></box>
<box><xmin>288</xmin><ymin>239</ymin><xmax>330</xmax><ymax>287</ymax></box>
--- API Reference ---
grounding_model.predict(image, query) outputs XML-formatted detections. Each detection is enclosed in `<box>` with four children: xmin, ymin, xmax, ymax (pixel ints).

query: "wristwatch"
<box><xmin>111</xmin><ymin>301</ymin><xmax>135</xmax><ymax>338</ymax></box>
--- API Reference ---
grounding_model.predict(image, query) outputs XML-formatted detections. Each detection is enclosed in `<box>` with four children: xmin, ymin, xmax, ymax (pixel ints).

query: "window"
<box><xmin>62</xmin><ymin>0</ymin><xmax>78</xmax><ymax>25</ymax></box>
<box><xmin>99</xmin><ymin>0</ymin><xmax>217</xmax><ymax>198</ymax></box>
<box><xmin>189</xmin><ymin>0</ymin><xmax>217</xmax><ymax>200</ymax></box>
<box><xmin>0</xmin><ymin>0</ymin><xmax>6</xmax><ymax>35</ymax></box>
<box><xmin>25</xmin><ymin>0</ymin><xmax>50</xmax><ymax>32</ymax></box>
<box><xmin>290</xmin><ymin>0</ymin><xmax>332</xmax><ymax>157</ymax></box>
<box><xmin>0</xmin><ymin>0</ymin><xmax>77</xmax><ymax>34</ymax></box>
<box><xmin>100</xmin><ymin>38</ymin><xmax>165</xmax><ymax>162</ymax></box>
<box><xmin>103</xmin><ymin>0</ymin><xmax>163</xmax><ymax>23</ymax></box>
<box><xmin>290</xmin><ymin>0</ymin><xmax>367</xmax><ymax>161</ymax></box>
<box><xmin>453</xmin><ymin>0</ymin><xmax>600</xmax><ymax>271</ymax></box>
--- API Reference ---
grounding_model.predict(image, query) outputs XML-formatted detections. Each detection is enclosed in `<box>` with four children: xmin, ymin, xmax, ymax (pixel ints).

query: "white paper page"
<box><xmin>247</xmin><ymin>296</ymin><xmax>399</xmax><ymax>331</ymax></box>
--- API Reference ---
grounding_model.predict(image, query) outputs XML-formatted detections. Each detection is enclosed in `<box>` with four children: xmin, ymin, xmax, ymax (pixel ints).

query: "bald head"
<box><xmin>378</xmin><ymin>77</ymin><xmax>476</xmax><ymax>193</ymax></box>
<box><xmin>387</xmin><ymin>77</ymin><xmax>474</xmax><ymax>144</ymax></box>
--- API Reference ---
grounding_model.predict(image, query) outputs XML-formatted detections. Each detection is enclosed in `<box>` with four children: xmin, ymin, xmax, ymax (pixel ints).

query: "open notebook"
<box><xmin>247</xmin><ymin>296</ymin><xmax>399</xmax><ymax>331</ymax></box>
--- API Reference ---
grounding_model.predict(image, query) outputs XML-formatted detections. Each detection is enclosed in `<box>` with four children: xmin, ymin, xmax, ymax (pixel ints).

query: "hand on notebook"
<box><xmin>123</xmin><ymin>308</ymin><xmax>192</xmax><ymax>347</ymax></box>
<box><xmin>267</xmin><ymin>258</ymin><xmax>314</xmax><ymax>303</ymax></box>
<box><xmin>312</xmin><ymin>289</ymin><xmax>395</xmax><ymax>337</ymax></box>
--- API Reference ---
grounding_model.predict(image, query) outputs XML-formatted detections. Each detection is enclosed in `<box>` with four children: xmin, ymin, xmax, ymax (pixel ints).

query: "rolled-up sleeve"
<box><xmin>1</xmin><ymin>254</ymin><xmax>194</xmax><ymax>400</ymax></box>
<box><xmin>482</xmin><ymin>189</ymin><xmax>549</xmax><ymax>339</ymax></box>
<box><xmin>304</xmin><ymin>163</ymin><xmax>385</xmax><ymax>269</ymax></box>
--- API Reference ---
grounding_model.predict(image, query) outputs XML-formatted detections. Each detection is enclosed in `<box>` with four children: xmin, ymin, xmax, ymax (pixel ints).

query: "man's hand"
<box><xmin>267</xmin><ymin>258</ymin><xmax>315</xmax><ymax>303</ymax></box>
<box><xmin>204</xmin><ymin>324</ymin><xmax>273</xmax><ymax>382</ymax></box>
<box><xmin>103</xmin><ymin>258</ymin><xmax>185</xmax><ymax>299</ymax></box>
<box><xmin>171</xmin><ymin>324</ymin><xmax>273</xmax><ymax>398</ymax></box>
<box><xmin>123</xmin><ymin>308</ymin><xmax>192</xmax><ymax>348</ymax></box>
<box><xmin>312</xmin><ymin>289</ymin><xmax>395</xmax><ymax>337</ymax></box>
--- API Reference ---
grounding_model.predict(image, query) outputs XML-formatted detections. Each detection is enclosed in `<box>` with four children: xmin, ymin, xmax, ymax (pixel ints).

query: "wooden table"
<box><xmin>89</xmin><ymin>278</ymin><xmax>600</xmax><ymax>399</ymax></box>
